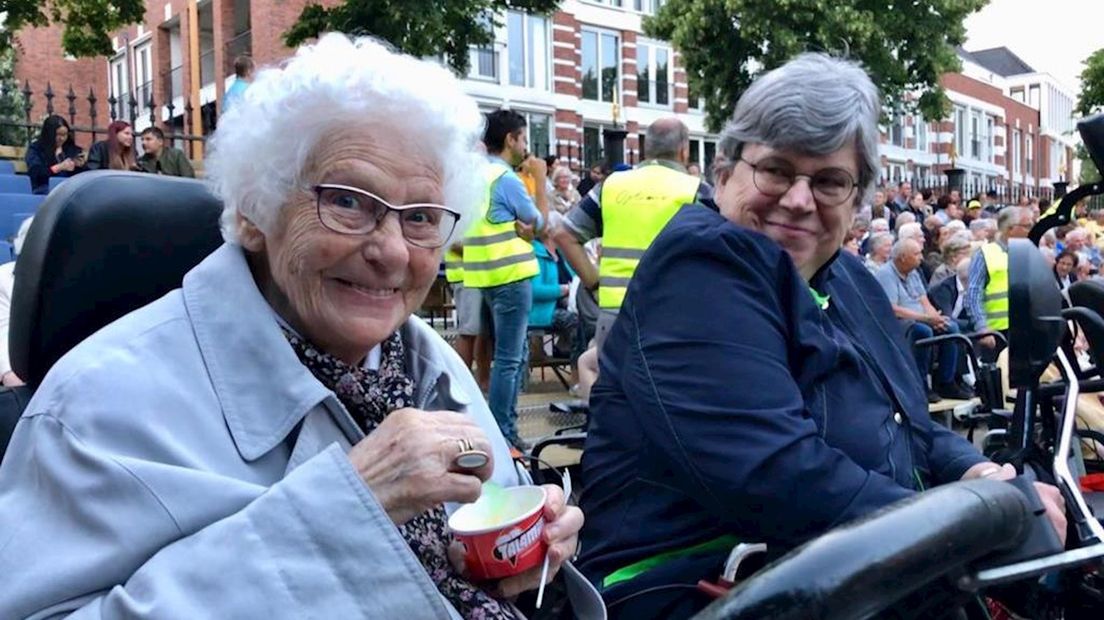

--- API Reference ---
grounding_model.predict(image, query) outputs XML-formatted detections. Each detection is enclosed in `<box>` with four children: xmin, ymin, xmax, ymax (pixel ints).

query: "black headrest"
<box><xmin>1069</xmin><ymin>279</ymin><xmax>1104</xmax><ymax>316</ymax></box>
<box><xmin>10</xmin><ymin>171</ymin><xmax>224</xmax><ymax>388</ymax></box>
<box><xmin>1008</xmin><ymin>239</ymin><xmax>1065</xmax><ymax>388</ymax></box>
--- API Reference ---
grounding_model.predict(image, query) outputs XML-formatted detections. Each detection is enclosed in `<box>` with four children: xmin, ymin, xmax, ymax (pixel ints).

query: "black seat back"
<box><xmin>0</xmin><ymin>171</ymin><xmax>223</xmax><ymax>461</ymax></box>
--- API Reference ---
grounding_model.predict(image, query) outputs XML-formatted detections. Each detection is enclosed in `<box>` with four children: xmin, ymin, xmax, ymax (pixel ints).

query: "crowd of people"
<box><xmin>0</xmin><ymin>34</ymin><xmax>1079</xmax><ymax>620</ymax></box>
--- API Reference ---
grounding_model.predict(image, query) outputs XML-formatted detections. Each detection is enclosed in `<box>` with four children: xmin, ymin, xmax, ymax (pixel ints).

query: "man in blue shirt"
<box><xmin>475</xmin><ymin>110</ymin><xmax>546</xmax><ymax>450</ymax></box>
<box><xmin>222</xmin><ymin>55</ymin><xmax>254</xmax><ymax>114</ymax></box>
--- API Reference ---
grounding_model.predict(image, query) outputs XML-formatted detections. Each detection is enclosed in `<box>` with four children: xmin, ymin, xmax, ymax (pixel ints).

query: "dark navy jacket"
<box><xmin>578</xmin><ymin>205</ymin><xmax>986</xmax><ymax>615</ymax></box>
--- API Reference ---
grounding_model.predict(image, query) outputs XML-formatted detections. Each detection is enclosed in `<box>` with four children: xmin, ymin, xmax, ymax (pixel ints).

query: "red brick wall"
<box><xmin>13</xmin><ymin>24</ymin><xmax>109</xmax><ymax>147</ymax></box>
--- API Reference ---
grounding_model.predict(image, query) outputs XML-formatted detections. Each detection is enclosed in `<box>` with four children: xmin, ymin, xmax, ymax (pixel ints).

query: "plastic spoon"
<box><xmin>536</xmin><ymin>470</ymin><xmax>572</xmax><ymax>609</ymax></box>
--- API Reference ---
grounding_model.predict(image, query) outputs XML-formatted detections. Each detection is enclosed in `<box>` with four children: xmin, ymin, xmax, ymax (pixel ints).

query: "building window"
<box><xmin>1012</xmin><ymin>129</ymin><xmax>1022</xmax><ymax>175</ymax></box>
<box><xmin>970</xmin><ymin>111</ymin><xmax>981</xmax><ymax>159</ymax></box>
<box><xmin>109</xmin><ymin>54</ymin><xmax>130</xmax><ymax>120</ymax></box>
<box><xmin>507</xmin><ymin>11</ymin><xmax>549</xmax><ymax>89</ymax></box>
<box><xmin>633</xmin><ymin>0</ymin><xmax>665</xmax><ymax>12</ymax></box>
<box><xmin>889</xmin><ymin>111</ymin><xmax>904</xmax><ymax>147</ymax></box>
<box><xmin>915</xmin><ymin>119</ymin><xmax>928</xmax><ymax>153</ymax></box>
<box><xmin>134</xmin><ymin>41</ymin><xmax>153</xmax><ymax>115</ymax></box>
<box><xmin>1029</xmin><ymin>85</ymin><xmax>1041</xmax><ymax>109</ymax></box>
<box><xmin>985</xmin><ymin>117</ymin><xmax>994</xmax><ymax>163</ymax></box>
<box><xmin>636</xmin><ymin>42</ymin><xmax>671</xmax><ymax>106</ymax></box>
<box><xmin>1025</xmin><ymin>134</ymin><xmax>1033</xmax><ymax>178</ymax></box>
<box><xmin>582</xmin><ymin>29</ymin><xmax>620</xmax><ymax>102</ymax></box>
<box><xmin>583</xmin><ymin>126</ymin><xmax>603</xmax><ymax>167</ymax></box>
<box><xmin>526</xmin><ymin>112</ymin><xmax>552</xmax><ymax>158</ymax></box>
<box><xmin>953</xmin><ymin>106</ymin><xmax>966</xmax><ymax>160</ymax></box>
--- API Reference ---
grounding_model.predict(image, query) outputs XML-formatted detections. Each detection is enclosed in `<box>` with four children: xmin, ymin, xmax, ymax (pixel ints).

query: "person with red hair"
<box><xmin>86</xmin><ymin>120</ymin><xmax>139</xmax><ymax>171</ymax></box>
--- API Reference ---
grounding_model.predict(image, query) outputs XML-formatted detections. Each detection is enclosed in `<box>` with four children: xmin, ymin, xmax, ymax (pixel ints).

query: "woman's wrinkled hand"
<box><xmin>449</xmin><ymin>484</ymin><xmax>584</xmax><ymax>598</ymax></box>
<box><xmin>347</xmin><ymin>407</ymin><xmax>494</xmax><ymax>525</ymax></box>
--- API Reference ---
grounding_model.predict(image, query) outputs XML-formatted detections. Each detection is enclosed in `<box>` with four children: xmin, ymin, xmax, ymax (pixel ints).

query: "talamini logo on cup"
<box><xmin>492</xmin><ymin>519</ymin><xmax>544</xmax><ymax>567</ymax></box>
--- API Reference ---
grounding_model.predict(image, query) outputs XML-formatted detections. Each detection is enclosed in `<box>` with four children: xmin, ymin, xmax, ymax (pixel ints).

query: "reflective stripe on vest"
<box><xmin>598</xmin><ymin>163</ymin><xmax>700</xmax><ymax>309</ymax></box>
<box><xmin>444</xmin><ymin>247</ymin><xmax>464</xmax><ymax>284</ymax></box>
<box><xmin>462</xmin><ymin>161</ymin><xmax>539</xmax><ymax>289</ymax></box>
<box><xmin>980</xmin><ymin>242</ymin><xmax>1009</xmax><ymax>330</ymax></box>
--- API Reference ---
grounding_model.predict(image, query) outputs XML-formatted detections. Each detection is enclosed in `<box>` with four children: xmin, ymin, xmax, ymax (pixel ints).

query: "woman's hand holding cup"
<box><xmin>347</xmin><ymin>407</ymin><xmax>494</xmax><ymax>525</ymax></box>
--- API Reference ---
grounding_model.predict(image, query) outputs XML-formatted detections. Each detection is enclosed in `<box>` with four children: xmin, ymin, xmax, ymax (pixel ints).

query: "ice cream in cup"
<box><xmin>448</xmin><ymin>484</ymin><xmax>548</xmax><ymax>581</ymax></box>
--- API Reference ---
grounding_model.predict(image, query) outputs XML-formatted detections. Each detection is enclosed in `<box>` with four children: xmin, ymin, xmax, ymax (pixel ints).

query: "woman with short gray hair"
<box><xmin>577</xmin><ymin>53</ymin><xmax>1064</xmax><ymax>619</ymax></box>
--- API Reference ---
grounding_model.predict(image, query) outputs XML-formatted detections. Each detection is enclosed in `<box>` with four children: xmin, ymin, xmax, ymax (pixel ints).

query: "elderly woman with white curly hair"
<box><xmin>0</xmin><ymin>35</ymin><xmax>584</xmax><ymax>619</ymax></box>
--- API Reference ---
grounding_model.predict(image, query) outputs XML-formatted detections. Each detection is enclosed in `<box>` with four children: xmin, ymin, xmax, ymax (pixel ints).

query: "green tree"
<box><xmin>0</xmin><ymin>0</ymin><xmax>146</xmax><ymax>58</ymax></box>
<box><xmin>0</xmin><ymin>47</ymin><xmax>25</xmax><ymax>146</ymax></box>
<box><xmin>285</xmin><ymin>0</ymin><xmax>560</xmax><ymax>76</ymax></box>
<box><xmin>1077</xmin><ymin>48</ymin><xmax>1104</xmax><ymax>118</ymax></box>
<box><xmin>1078</xmin><ymin>143</ymin><xmax>1101</xmax><ymax>185</ymax></box>
<box><xmin>646</xmin><ymin>0</ymin><xmax>988</xmax><ymax>132</ymax></box>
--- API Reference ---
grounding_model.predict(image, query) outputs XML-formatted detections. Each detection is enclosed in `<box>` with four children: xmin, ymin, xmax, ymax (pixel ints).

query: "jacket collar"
<box><xmin>181</xmin><ymin>244</ymin><xmax>470</xmax><ymax>461</ymax></box>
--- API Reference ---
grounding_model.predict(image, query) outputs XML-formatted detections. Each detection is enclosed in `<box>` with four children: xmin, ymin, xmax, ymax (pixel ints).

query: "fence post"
<box><xmin>21</xmin><ymin>81</ymin><xmax>33</xmax><ymax>146</ymax></box>
<box><xmin>87</xmin><ymin>88</ymin><xmax>98</xmax><ymax>144</ymax></box>
<box><xmin>183</xmin><ymin>99</ymin><xmax>194</xmax><ymax>158</ymax></box>
<box><xmin>44</xmin><ymin>82</ymin><xmax>55</xmax><ymax>116</ymax></box>
<box><xmin>66</xmin><ymin>85</ymin><xmax>77</xmax><ymax>126</ymax></box>
<box><xmin>148</xmin><ymin>90</ymin><xmax>157</xmax><ymax>127</ymax></box>
<box><xmin>128</xmin><ymin>92</ymin><xmax>138</xmax><ymax>127</ymax></box>
<box><xmin>107</xmin><ymin>94</ymin><xmax>118</xmax><ymax>122</ymax></box>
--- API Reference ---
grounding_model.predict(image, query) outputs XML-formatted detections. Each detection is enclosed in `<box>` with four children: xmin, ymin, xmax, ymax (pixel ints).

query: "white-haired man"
<box><xmin>964</xmin><ymin>206</ymin><xmax>1034</xmax><ymax>353</ymax></box>
<box><xmin>876</xmin><ymin>238</ymin><xmax>970</xmax><ymax>402</ymax></box>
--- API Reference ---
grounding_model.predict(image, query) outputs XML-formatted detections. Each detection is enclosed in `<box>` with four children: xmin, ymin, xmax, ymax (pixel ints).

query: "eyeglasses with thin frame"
<box><xmin>738</xmin><ymin>156</ymin><xmax>858</xmax><ymax>206</ymax></box>
<box><xmin>312</xmin><ymin>184</ymin><xmax>460</xmax><ymax>249</ymax></box>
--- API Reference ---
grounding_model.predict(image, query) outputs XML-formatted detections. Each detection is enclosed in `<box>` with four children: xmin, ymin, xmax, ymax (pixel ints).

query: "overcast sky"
<box><xmin>964</xmin><ymin>0</ymin><xmax>1103</xmax><ymax>95</ymax></box>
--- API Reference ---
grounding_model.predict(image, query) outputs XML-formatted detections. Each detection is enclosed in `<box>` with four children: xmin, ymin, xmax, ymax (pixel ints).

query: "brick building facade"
<box><xmin>6</xmin><ymin>2</ymin><xmax>1079</xmax><ymax>198</ymax></box>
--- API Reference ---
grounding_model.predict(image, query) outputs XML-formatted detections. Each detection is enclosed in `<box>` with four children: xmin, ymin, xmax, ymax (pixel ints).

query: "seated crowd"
<box><xmin>0</xmin><ymin>35</ymin><xmax>1077</xmax><ymax>620</ymax></box>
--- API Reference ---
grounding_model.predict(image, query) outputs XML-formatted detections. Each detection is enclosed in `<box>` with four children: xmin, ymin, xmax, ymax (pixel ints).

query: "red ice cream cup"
<box><xmin>448</xmin><ymin>485</ymin><xmax>548</xmax><ymax>581</ymax></box>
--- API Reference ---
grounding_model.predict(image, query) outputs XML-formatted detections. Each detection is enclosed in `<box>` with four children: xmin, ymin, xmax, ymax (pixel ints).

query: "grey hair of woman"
<box><xmin>895</xmin><ymin>212</ymin><xmax>917</xmax><ymax>231</ymax></box>
<box><xmin>712</xmin><ymin>53</ymin><xmax>881</xmax><ymax>207</ymax></box>
<box><xmin>551</xmin><ymin>165</ymin><xmax>574</xmax><ymax>184</ymax></box>
<box><xmin>940</xmin><ymin>234</ymin><xmax>973</xmax><ymax>262</ymax></box>
<box><xmin>944</xmin><ymin>219</ymin><xmax>966</xmax><ymax>233</ymax></box>
<box><xmin>869</xmin><ymin>231</ymin><xmax>894</xmax><ymax>255</ymax></box>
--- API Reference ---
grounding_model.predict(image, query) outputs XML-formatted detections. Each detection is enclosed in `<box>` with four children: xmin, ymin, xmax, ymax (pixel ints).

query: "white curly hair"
<box><xmin>205</xmin><ymin>33</ymin><xmax>486</xmax><ymax>246</ymax></box>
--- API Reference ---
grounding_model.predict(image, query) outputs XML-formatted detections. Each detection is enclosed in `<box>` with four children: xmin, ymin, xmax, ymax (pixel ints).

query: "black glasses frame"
<box><xmin>738</xmin><ymin>156</ymin><xmax>858</xmax><ymax>206</ymax></box>
<box><xmin>312</xmin><ymin>183</ymin><xmax>461</xmax><ymax>249</ymax></box>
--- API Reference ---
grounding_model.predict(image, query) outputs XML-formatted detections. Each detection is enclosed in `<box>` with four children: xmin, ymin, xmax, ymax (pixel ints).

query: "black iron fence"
<box><xmin>551</xmin><ymin>141</ymin><xmax>639</xmax><ymax>171</ymax></box>
<box><xmin>887</xmin><ymin>175</ymin><xmax>1056</xmax><ymax>205</ymax></box>
<box><xmin>0</xmin><ymin>80</ymin><xmax>208</xmax><ymax>159</ymax></box>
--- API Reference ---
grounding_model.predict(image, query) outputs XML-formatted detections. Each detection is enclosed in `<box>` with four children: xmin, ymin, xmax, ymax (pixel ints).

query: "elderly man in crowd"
<box><xmin>876</xmin><ymin>238</ymin><xmax>970</xmax><ymax>402</ymax></box>
<box><xmin>897</xmin><ymin>221</ymin><xmax>931</xmax><ymax>282</ymax></box>
<box><xmin>970</xmin><ymin>218</ymin><xmax>996</xmax><ymax>243</ymax></box>
<box><xmin>554</xmin><ymin>117</ymin><xmax>708</xmax><ymax>352</ymax></box>
<box><xmin>964</xmin><ymin>206</ymin><xmax>1034</xmax><ymax>354</ymax></box>
<box><xmin>860</xmin><ymin>217</ymin><xmax>889</xmax><ymax>255</ymax></box>
<box><xmin>929</xmin><ymin>258</ymin><xmax>978</xmax><ymax>334</ymax></box>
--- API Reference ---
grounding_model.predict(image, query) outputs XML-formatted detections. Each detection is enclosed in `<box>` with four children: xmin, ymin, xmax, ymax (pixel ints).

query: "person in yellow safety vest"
<box><xmin>553</xmin><ymin>117</ymin><xmax>710</xmax><ymax>352</ymax></box>
<box><xmin>465</xmin><ymin>109</ymin><xmax>547</xmax><ymax>451</ymax></box>
<box><xmin>444</xmin><ymin>247</ymin><xmax>492</xmax><ymax>391</ymax></box>
<box><xmin>962</xmin><ymin>206</ymin><xmax>1034</xmax><ymax>356</ymax></box>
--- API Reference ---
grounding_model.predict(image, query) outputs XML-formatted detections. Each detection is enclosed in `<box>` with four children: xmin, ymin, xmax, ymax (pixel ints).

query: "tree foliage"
<box><xmin>646</xmin><ymin>0</ymin><xmax>988</xmax><ymax>132</ymax></box>
<box><xmin>1077</xmin><ymin>48</ymin><xmax>1104</xmax><ymax>118</ymax></box>
<box><xmin>285</xmin><ymin>0</ymin><xmax>560</xmax><ymax>76</ymax></box>
<box><xmin>0</xmin><ymin>0</ymin><xmax>146</xmax><ymax>58</ymax></box>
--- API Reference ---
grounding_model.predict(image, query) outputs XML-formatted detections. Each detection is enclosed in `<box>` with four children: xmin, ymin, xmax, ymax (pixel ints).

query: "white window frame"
<box><xmin>581</xmin><ymin>27</ymin><xmax>621</xmax><ymax>103</ymax></box>
<box><xmin>953</xmin><ymin>106</ymin><xmax>966</xmax><ymax>161</ymax></box>
<box><xmin>985</xmin><ymin>117</ymin><xmax>994</xmax><ymax>163</ymax></box>
<box><xmin>916</xmin><ymin>119</ymin><xmax>928</xmax><ymax>153</ymax></box>
<box><xmin>133</xmin><ymin>40</ymin><xmax>153</xmax><ymax>115</ymax></box>
<box><xmin>1025</xmin><ymin>134</ymin><xmax>1034</xmax><ymax>178</ymax></box>
<box><xmin>507</xmin><ymin>11</ymin><xmax>549</xmax><ymax>90</ymax></box>
<box><xmin>1012</xmin><ymin>129</ymin><xmax>1022</xmax><ymax>175</ymax></box>
<box><xmin>524</xmin><ymin>111</ymin><xmax>553</xmax><ymax>158</ymax></box>
<box><xmin>636</xmin><ymin>40</ymin><xmax>672</xmax><ymax>108</ymax></box>
<box><xmin>969</xmin><ymin>110</ymin><xmax>982</xmax><ymax>160</ymax></box>
<box><xmin>108</xmin><ymin>53</ymin><xmax>130</xmax><ymax>120</ymax></box>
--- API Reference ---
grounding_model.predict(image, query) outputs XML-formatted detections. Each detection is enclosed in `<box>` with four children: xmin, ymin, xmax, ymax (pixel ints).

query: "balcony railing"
<box><xmin>199</xmin><ymin>49</ymin><xmax>216</xmax><ymax>87</ymax></box>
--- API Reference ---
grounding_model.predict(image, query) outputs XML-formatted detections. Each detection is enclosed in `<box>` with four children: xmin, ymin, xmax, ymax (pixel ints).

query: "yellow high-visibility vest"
<box><xmin>598</xmin><ymin>163</ymin><xmax>700</xmax><ymax>309</ymax></box>
<box><xmin>444</xmin><ymin>247</ymin><xmax>464</xmax><ymax>284</ymax></box>
<box><xmin>462</xmin><ymin>161</ymin><xmax>539</xmax><ymax>289</ymax></box>
<box><xmin>980</xmin><ymin>242</ymin><xmax>1009</xmax><ymax>331</ymax></box>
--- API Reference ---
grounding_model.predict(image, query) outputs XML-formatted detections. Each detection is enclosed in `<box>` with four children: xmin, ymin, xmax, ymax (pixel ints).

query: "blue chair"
<box><xmin>0</xmin><ymin>161</ymin><xmax>15</xmax><ymax>175</ymax></box>
<box><xmin>0</xmin><ymin>175</ymin><xmax>32</xmax><ymax>194</ymax></box>
<box><xmin>0</xmin><ymin>194</ymin><xmax>45</xmax><ymax>240</ymax></box>
<box><xmin>48</xmin><ymin>176</ymin><xmax>68</xmax><ymax>192</ymax></box>
<box><xmin>0</xmin><ymin>240</ymin><xmax>13</xmax><ymax>263</ymax></box>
